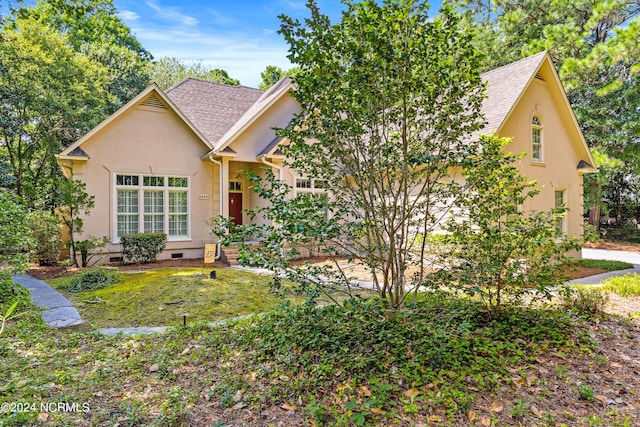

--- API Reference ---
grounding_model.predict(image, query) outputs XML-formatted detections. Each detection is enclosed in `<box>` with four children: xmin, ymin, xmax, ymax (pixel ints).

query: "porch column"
<box><xmin>221</xmin><ymin>157</ymin><xmax>230</xmax><ymax>218</ymax></box>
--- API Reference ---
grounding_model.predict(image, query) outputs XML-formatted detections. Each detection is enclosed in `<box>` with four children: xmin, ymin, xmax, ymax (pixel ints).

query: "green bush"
<box><xmin>26</xmin><ymin>210</ymin><xmax>62</xmax><ymax>266</ymax></box>
<box><xmin>67</xmin><ymin>267</ymin><xmax>120</xmax><ymax>293</ymax></box>
<box><xmin>74</xmin><ymin>236</ymin><xmax>108</xmax><ymax>267</ymax></box>
<box><xmin>0</xmin><ymin>271</ymin><xmax>30</xmax><ymax>310</ymax></box>
<box><xmin>601</xmin><ymin>274</ymin><xmax>640</xmax><ymax>297</ymax></box>
<box><xmin>561</xmin><ymin>286</ymin><xmax>609</xmax><ymax>317</ymax></box>
<box><xmin>121</xmin><ymin>233</ymin><xmax>167</xmax><ymax>264</ymax></box>
<box><xmin>582</xmin><ymin>223</ymin><xmax>602</xmax><ymax>243</ymax></box>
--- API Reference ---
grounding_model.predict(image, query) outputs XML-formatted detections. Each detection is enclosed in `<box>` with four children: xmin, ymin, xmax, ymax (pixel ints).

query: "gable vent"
<box><xmin>535</xmin><ymin>73</ymin><xmax>545</xmax><ymax>81</ymax></box>
<box><xmin>140</xmin><ymin>93</ymin><xmax>168</xmax><ymax>110</ymax></box>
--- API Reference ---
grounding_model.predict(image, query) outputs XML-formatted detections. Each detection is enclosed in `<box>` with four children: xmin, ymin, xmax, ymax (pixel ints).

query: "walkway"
<box><xmin>13</xmin><ymin>275</ymin><xmax>85</xmax><ymax>328</ymax></box>
<box><xmin>566</xmin><ymin>248</ymin><xmax>640</xmax><ymax>285</ymax></box>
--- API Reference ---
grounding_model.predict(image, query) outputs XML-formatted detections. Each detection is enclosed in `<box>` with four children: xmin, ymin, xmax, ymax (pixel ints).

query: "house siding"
<box><xmin>68</xmin><ymin>104</ymin><xmax>215</xmax><ymax>261</ymax></box>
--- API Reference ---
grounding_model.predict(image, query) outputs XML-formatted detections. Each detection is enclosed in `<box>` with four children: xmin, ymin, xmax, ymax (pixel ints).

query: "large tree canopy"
<box><xmin>149</xmin><ymin>57</ymin><xmax>240</xmax><ymax>90</ymax></box>
<box><xmin>0</xmin><ymin>17</ymin><xmax>111</xmax><ymax>208</ymax></box>
<box><xmin>215</xmin><ymin>0</ymin><xmax>488</xmax><ymax>306</ymax></box>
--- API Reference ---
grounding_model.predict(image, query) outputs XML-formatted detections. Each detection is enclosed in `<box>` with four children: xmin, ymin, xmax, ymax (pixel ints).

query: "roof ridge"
<box><xmin>166</xmin><ymin>77</ymin><xmax>264</xmax><ymax>93</ymax></box>
<box><xmin>481</xmin><ymin>50</ymin><xmax>547</xmax><ymax>78</ymax></box>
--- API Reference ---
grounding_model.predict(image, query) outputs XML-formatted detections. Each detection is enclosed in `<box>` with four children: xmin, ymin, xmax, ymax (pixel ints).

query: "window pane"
<box><xmin>144</xmin><ymin>215</ymin><xmax>164</xmax><ymax>233</ymax></box>
<box><xmin>117</xmin><ymin>190</ymin><xmax>138</xmax><ymax>213</ymax></box>
<box><xmin>555</xmin><ymin>190</ymin><xmax>564</xmax><ymax>207</ymax></box>
<box><xmin>169</xmin><ymin>191</ymin><xmax>188</xmax><ymax>213</ymax></box>
<box><xmin>143</xmin><ymin>176</ymin><xmax>164</xmax><ymax>187</ymax></box>
<box><xmin>532</xmin><ymin>116</ymin><xmax>541</xmax><ymax>126</ymax></box>
<box><xmin>117</xmin><ymin>215</ymin><xmax>139</xmax><ymax>236</ymax></box>
<box><xmin>116</xmin><ymin>174</ymin><xmax>139</xmax><ymax>186</ymax></box>
<box><xmin>144</xmin><ymin>190</ymin><xmax>164</xmax><ymax>213</ymax></box>
<box><xmin>168</xmin><ymin>177</ymin><xmax>188</xmax><ymax>187</ymax></box>
<box><xmin>169</xmin><ymin>214</ymin><xmax>188</xmax><ymax>236</ymax></box>
<box><xmin>296</xmin><ymin>179</ymin><xmax>311</xmax><ymax>189</ymax></box>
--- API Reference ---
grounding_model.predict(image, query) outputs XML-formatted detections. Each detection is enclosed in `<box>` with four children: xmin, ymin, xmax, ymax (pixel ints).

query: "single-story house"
<box><xmin>57</xmin><ymin>51</ymin><xmax>596</xmax><ymax>264</ymax></box>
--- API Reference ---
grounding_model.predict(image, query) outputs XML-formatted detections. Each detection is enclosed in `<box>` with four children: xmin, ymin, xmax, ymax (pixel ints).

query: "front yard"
<box><xmin>47</xmin><ymin>268</ymin><xmax>305</xmax><ymax>328</ymax></box>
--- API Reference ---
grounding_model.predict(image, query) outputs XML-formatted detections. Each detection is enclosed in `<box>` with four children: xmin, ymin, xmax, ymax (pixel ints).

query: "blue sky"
<box><xmin>112</xmin><ymin>0</ymin><xmax>346</xmax><ymax>88</ymax></box>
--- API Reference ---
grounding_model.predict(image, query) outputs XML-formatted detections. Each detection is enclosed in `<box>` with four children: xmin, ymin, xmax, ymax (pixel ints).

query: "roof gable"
<box><xmin>59</xmin><ymin>84</ymin><xmax>212</xmax><ymax>157</ymax></box>
<box><xmin>479</xmin><ymin>51</ymin><xmax>595</xmax><ymax>168</ymax></box>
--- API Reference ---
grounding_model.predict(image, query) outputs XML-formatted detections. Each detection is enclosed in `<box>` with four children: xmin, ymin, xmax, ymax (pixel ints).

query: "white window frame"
<box><xmin>532</xmin><ymin>115</ymin><xmax>543</xmax><ymax>162</ymax></box>
<box><xmin>554</xmin><ymin>189</ymin><xmax>566</xmax><ymax>234</ymax></box>
<box><xmin>295</xmin><ymin>177</ymin><xmax>329</xmax><ymax>195</ymax></box>
<box><xmin>113</xmin><ymin>173</ymin><xmax>190</xmax><ymax>243</ymax></box>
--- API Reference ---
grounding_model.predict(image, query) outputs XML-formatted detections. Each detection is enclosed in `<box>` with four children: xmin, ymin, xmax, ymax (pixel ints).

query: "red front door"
<box><xmin>229</xmin><ymin>193</ymin><xmax>243</xmax><ymax>227</ymax></box>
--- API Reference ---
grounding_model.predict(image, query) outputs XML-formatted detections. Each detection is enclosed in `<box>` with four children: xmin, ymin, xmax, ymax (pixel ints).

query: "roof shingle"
<box><xmin>165</xmin><ymin>78</ymin><xmax>263</xmax><ymax>144</ymax></box>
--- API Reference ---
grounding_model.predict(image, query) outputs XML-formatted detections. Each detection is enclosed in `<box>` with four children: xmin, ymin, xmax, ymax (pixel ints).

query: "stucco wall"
<box><xmin>499</xmin><ymin>78</ymin><xmax>584</xmax><ymax>239</ymax></box>
<box><xmin>69</xmin><ymin>104</ymin><xmax>216</xmax><ymax>261</ymax></box>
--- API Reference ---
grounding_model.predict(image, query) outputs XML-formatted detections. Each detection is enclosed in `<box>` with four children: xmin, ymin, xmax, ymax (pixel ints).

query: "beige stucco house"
<box><xmin>57</xmin><ymin>51</ymin><xmax>595</xmax><ymax>263</ymax></box>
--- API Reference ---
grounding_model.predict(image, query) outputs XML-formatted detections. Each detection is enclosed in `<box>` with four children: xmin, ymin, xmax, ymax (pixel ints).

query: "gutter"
<box><xmin>208</xmin><ymin>155</ymin><xmax>224</xmax><ymax>261</ymax></box>
<box><xmin>259</xmin><ymin>155</ymin><xmax>283</xmax><ymax>181</ymax></box>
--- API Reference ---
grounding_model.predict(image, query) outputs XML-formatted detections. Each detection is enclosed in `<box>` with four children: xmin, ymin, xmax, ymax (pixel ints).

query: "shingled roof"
<box><xmin>165</xmin><ymin>78</ymin><xmax>264</xmax><ymax>144</ymax></box>
<box><xmin>480</xmin><ymin>51</ymin><xmax>548</xmax><ymax>134</ymax></box>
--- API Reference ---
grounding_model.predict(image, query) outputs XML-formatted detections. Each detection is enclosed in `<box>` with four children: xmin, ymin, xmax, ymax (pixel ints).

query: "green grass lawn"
<box><xmin>570</xmin><ymin>258</ymin><xmax>634</xmax><ymax>271</ymax></box>
<box><xmin>48</xmin><ymin>268</ymin><xmax>305</xmax><ymax>327</ymax></box>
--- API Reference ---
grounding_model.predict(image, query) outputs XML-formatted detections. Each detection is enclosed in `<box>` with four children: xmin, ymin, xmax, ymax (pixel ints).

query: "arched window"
<box><xmin>532</xmin><ymin>115</ymin><xmax>542</xmax><ymax>161</ymax></box>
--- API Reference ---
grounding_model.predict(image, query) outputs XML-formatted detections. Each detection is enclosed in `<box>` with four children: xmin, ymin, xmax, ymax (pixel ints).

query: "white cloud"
<box><xmin>145</xmin><ymin>1</ymin><xmax>199</xmax><ymax>27</ymax></box>
<box><xmin>118</xmin><ymin>10</ymin><xmax>140</xmax><ymax>22</ymax></box>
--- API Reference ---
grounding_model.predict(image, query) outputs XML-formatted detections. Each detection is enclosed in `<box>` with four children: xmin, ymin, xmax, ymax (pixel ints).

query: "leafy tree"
<box><xmin>213</xmin><ymin>0</ymin><xmax>487</xmax><ymax>306</ymax></box>
<box><xmin>259</xmin><ymin>65</ymin><xmax>286</xmax><ymax>90</ymax></box>
<box><xmin>0</xmin><ymin>191</ymin><xmax>34</xmax><ymax>310</ymax></box>
<box><xmin>26</xmin><ymin>210</ymin><xmax>62</xmax><ymax>266</ymax></box>
<box><xmin>57</xmin><ymin>179</ymin><xmax>95</xmax><ymax>266</ymax></box>
<box><xmin>149</xmin><ymin>57</ymin><xmax>240</xmax><ymax>90</ymax></box>
<box><xmin>584</xmin><ymin>148</ymin><xmax>625</xmax><ymax>227</ymax></box>
<box><xmin>0</xmin><ymin>17</ymin><xmax>111</xmax><ymax>209</ymax></box>
<box><xmin>432</xmin><ymin>136</ymin><xmax>580</xmax><ymax>317</ymax></box>
<box><xmin>12</xmin><ymin>0</ymin><xmax>152</xmax><ymax>112</ymax></box>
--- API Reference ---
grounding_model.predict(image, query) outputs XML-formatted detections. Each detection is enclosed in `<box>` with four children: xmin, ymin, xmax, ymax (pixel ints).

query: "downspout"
<box><xmin>260</xmin><ymin>156</ymin><xmax>283</xmax><ymax>181</ymax></box>
<box><xmin>209</xmin><ymin>155</ymin><xmax>224</xmax><ymax>260</ymax></box>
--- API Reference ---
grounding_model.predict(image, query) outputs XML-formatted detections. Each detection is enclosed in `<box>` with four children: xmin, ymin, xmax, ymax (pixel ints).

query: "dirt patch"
<box><xmin>563</xmin><ymin>265</ymin><xmax>609</xmax><ymax>280</ymax></box>
<box><xmin>585</xmin><ymin>241</ymin><xmax>640</xmax><ymax>252</ymax></box>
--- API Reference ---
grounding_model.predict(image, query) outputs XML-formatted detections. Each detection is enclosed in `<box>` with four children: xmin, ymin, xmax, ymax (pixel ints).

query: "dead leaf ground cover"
<box><xmin>2</xmin><ymin>286</ymin><xmax>639</xmax><ymax>427</ymax></box>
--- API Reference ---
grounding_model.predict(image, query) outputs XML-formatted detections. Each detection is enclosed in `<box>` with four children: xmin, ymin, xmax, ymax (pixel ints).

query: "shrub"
<box><xmin>601</xmin><ymin>274</ymin><xmax>640</xmax><ymax>297</ymax></box>
<box><xmin>121</xmin><ymin>233</ymin><xmax>167</xmax><ymax>264</ymax></box>
<box><xmin>74</xmin><ymin>236</ymin><xmax>108</xmax><ymax>267</ymax></box>
<box><xmin>27</xmin><ymin>210</ymin><xmax>62</xmax><ymax>266</ymax></box>
<box><xmin>582</xmin><ymin>223</ymin><xmax>602</xmax><ymax>243</ymax></box>
<box><xmin>67</xmin><ymin>267</ymin><xmax>120</xmax><ymax>293</ymax></box>
<box><xmin>561</xmin><ymin>286</ymin><xmax>609</xmax><ymax>317</ymax></box>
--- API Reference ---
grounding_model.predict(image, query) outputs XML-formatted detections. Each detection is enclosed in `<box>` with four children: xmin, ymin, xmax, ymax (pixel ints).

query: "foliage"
<box><xmin>14</xmin><ymin>0</ymin><xmax>152</xmax><ymax>111</ymax></box>
<box><xmin>0</xmin><ymin>192</ymin><xmax>34</xmax><ymax>317</ymax></box>
<box><xmin>2</xmin><ymin>288</ymin><xmax>637</xmax><ymax>426</ymax></box>
<box><xmin>582</xmin><ymin>223</ymin><xmax>602</xmax><ymax>243</ymax></box>
<box><xmin>0</xmin><ymin>300</ymin><xmax>28</xmax><ymax>335</ymax></box>
<box><xmin>0</xmin><ymin>16</ymin><xmax>111</xmax><ymax>209</ymax></box>
<box><xmin>74</xmin><ymin>236</ymin><xmax>108</xmax><ymax>267</ymax></box>
<box><xmin>0</xmin><ymin>192</ymin><xmax>34</xmax><ymax>274</ymax></box>
<box><xmin>431</xmin><ymin>136</ymin><xmax>580</xmax><ymax>317</ymax></box>
<box><xmin>120</xmin><ymin>233</ymin><xmax>167</xmax><ymax>264</ymax></box>
<box><xmin>0</xmin><ymin>154</ymin><xmax>15</xmax><ymax>188</ymax></box>
<box><xmin>603</xmin><ymin>222</ymin><xmax>640</xmax><ymax>243</ymax></box>
<box><xmin>214</xmin><ymin>0</ymin><xmax>487</xmax><ymax>306</ymax></box>
<box><xmin>26</xmin><ymin>210</ymin><xmax>62</xmax><ymax>266</ymax></box>
<box><xmin>57</xmin><ymin>179</ymin><xmax>95</xmax><ymax>266</ymax></box>
<box><xmin>149</xmin><ymin>57</ymin><xmax>240</xmax><ymax>90</ymax></box>
<box><xmin>601</xmin><ymin>274</ymin><xmax>640</xmax><ymax>297</ymax></box>
<box><xmin>560</xmin><ymin>285</ymin><xmax>610</xmax><ymax>318</ymax></box>
<box><xmin>65</xmin><ymin>267</ymin><xmax>120</xmax><ymax>293</ymax></box>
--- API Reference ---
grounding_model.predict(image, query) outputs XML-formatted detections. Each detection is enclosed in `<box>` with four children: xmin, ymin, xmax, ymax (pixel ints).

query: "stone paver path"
<box><xmin>13</xmin><ymin>274</ymin><xmax>85</xmax><ymax>328</ymax></box>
